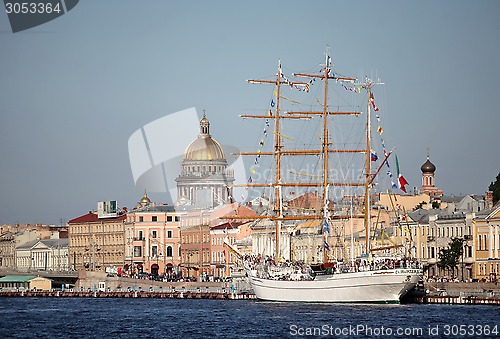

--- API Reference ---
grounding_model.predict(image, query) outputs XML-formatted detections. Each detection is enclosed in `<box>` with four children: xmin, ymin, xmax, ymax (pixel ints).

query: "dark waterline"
<box><xmin>0</xmin><ymin>298</ymin><xmax>499</xmax><ymax>338</ymax></box>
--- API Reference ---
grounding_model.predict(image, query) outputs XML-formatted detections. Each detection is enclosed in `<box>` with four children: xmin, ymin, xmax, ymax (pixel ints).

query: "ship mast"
<box><xmin>293</xmin><ymin>50</ymin><xmax>358</xmax><ymax>263</ymax></box>
<box><xmin>357</xmin><ymin>79</ymin><xmax>383</xmax><ymax>254</ymax></box>
<box><xmin>321</xmin><ymin>52</ymin><xmax>331</xmax><ymax>263</ymax></box>
<box><xmin>364</xmin><ymin>82</ymin><xmax>372</xmax><ymax>255</ymax></box>
<box><xmin>273</xmin><ymin>61</ymin><xmax>283</xmax><ymax>261</ymax></box>
<box><xmin>227</xmin><ymin>53</ymin><xmax>363</xmax><ymax>264</ymax></box>
<box><xmin>243</xmin><ymin>60</ymin><xmax>309</xmax><ymax>260</ymax></box>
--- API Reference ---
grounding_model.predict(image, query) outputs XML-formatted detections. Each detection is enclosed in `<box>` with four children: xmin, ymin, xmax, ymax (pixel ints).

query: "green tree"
<box><xmin>489</xmin><ymin>171</ymin><xmax>500</xmax><ymax>204</ymax></box>
<box><xmin>437</xmin><ymin>238</ymin><xmax>465</xmax><ymax>279</ymax></box>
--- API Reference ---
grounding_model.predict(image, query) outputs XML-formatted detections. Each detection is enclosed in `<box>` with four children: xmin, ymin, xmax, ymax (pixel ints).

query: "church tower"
<box><xmin>419</xmin><ymin>151</ymin><xmax>442</xmax><ymax>197</ymax></box>
<box><xmin>175</xmin><ymin>112</ymin><xmax>234</xmax><ymax>209</ymax></box>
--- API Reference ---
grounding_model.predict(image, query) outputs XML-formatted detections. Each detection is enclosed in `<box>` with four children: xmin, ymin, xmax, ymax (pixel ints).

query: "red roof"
<box><xmin>223</xmin><ymin>204</ymin><xmax>257</xmax><ymax>218</ymax></box>
<box><xmin>211</xmin><ymin>220</ymin><xmax>249</xmax><ymax>230</ymax></box>
<box><xmin>68</xmin><ymin>212</ymin><xmax>126</xmax><ymax>224</ymax></box>
<box><xmin>211</xmin><ymin>222</ymin><xmax>232</xmax><ymax>230</ymax></box>
<box><xmin>287</xmin><ymin>191</ymin><xmax>327</xmax><ymax>210</ymax></box>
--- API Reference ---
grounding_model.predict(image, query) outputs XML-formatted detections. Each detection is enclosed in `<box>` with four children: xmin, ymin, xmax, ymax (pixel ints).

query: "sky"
<box><xmin>0</xmin><ymin>1</ymin><xmax>499</xmax><ymax>225</ymax></box>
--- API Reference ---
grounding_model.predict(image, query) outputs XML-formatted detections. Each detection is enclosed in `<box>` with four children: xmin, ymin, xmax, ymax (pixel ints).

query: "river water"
<box><xmin>0</xmin><ymin>298</ymin><xmax>499</xmax><ymax>338</ymax></box>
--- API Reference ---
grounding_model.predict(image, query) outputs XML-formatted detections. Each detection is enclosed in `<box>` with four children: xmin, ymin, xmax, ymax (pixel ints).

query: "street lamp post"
<box><xmin>461</xmin><ymin>244</ymin><xmax>465</xmax><ymax>282</ymax></box>
<box><xmin>187</xmin><ymin>251</ymin><xmax>194</xmax><ymax>278</ymax></box>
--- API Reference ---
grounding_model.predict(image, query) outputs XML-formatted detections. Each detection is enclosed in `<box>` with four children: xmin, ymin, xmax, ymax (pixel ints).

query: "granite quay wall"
<box><xmin>425</xmin><ymin>281</ymin><xmax>500</xmax><ymax>296</ymax></box>
<box><xmin>75</xmin><ymin>270</ymin><xmax>251</xmax><ymax>293</ymax></box>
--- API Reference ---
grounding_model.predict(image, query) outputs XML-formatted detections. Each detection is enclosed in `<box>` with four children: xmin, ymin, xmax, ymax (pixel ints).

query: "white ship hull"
<box><xmin>248</xmin><ymin>268</ymin><xmax>421</xmax><ymax>303</ymax></box>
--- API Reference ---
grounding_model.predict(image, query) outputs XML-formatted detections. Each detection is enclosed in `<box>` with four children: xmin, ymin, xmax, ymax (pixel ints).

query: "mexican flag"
<box><xmin>396</xmin><ymin>155</ymin><xmax>409</xmax><ymax>193</ymax></box>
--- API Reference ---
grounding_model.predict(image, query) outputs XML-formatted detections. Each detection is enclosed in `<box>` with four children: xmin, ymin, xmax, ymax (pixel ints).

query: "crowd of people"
<box><xmin>243</xmin><ymin>254</ymin><xmax>422</xmax><ymax>281</ymax></box>
<box><xmin>243</xmin><ymin>255</ymin><xmax>313</xmax><ymax>281</ymax></box>
<box><xmin>426</xmin><ymin>275</ymin><xmax>499</xmax><ymax>284</ymax></box>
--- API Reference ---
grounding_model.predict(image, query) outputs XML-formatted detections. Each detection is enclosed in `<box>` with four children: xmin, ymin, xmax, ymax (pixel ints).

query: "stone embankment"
<box><xmin>0</xmin><ymin>290</ymin><xmax>256</xmax><ymax>300</ymax></box>
<box><xmin>404</xmin><ymin>281</ymin><xmax>500</xmax><ymax>305</ymax></box>
<box><xmin>425</xmin><ymin>281</ymin><xmax>500</xmax><ymax>295</ymax></box>
<box><xmin>0</xmin><ymin>271</ymin><xmax>255</xmax><ymax>299</ymax></box>
<box><xmin>75</xmin><ymin>270</ymin><xmax>251</xmax><ymax>294</ymax></box>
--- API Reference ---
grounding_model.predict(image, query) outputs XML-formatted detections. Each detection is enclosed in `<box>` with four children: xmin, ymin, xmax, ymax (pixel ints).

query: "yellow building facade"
<box><xmin>68</xmin><ymin>212</ymin><xmax>126</xmax><ymax>272</ymax></box>
<box><xmin>474</xmin><ymin>203</ymin><xmax>500</xmax><ymax>281</ymax></box>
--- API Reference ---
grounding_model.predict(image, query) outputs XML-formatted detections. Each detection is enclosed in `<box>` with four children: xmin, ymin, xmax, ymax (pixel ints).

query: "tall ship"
<box><xmin>227</xmin><ymin>50</ymin><xmax>422</xmax><ymax>303</ymax></box>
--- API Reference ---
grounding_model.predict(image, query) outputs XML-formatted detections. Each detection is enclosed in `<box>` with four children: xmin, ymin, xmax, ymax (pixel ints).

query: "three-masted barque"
<box><xmin>227</xmin><ymin>50</ymin><xmax>422</xmax><ymax>303</ymax></box>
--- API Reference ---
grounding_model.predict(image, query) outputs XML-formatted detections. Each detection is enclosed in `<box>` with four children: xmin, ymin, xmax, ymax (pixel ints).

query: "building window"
<box><xmin>138</xmin><ymin>231</ymin><xmax>143</xmax><ymax>240</ymax></box>
<box><xmin>152</xmin><ymin>216</ymin><xmax>158</xmax><ymax>222</ymax></box>
<box><xmin>167</xmin><ymin>216</ymin><xmax>173</xmax><ymax>222</ymax></box>
<box><xmin>175</xmin><ymin>216</ymin><xmax>180</xmax><ymax>222</ymax></box>
<box><xmin>139</xmin><ymin>216</ymin><xmax>144</xmax><ymax>222</ymax></box>
<box><xmin>166</xmin><ymin>246</ymin><xmax>173</xmax><ymax>257</ymax></box>
<box><xmin>152</xmin><ymin>246</ymin><xmax>158</xmax><ymax>257</ymax></box>
<box><xmin>134</xmin><ymin>246</ymin><xmax>142</xmax><ymax>257</ymax></box>
<box><xmin>152</xmin><ymin>231</ymin><xmax>157</xmax><ymax>238</ymax></box>
<box><xmin>167</xmin><ymin>231</ymin><xmax>172</xmax><ymax>238</ymax></box>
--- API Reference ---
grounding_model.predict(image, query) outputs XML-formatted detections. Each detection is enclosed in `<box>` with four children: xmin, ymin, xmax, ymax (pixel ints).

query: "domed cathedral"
<box><xmin>175</xmin><ymin>112</ymin><xmax>234</xmax><ymax>209</ymax></box>
<box><xmin>419</xmin><ymin>151</ymin><xmax>442</xmax><ymax>197</ymax></box>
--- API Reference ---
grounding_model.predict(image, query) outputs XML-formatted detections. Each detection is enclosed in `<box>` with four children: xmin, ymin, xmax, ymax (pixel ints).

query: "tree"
<box><xmin>437</xmin><ymin>238</ymin><xmax>465</xmax><ymax>279</ymax></box>
<box><xmin>489</xmin><ymin>171</ymin><xmax>500</xmax><ymax>204</ymax></box>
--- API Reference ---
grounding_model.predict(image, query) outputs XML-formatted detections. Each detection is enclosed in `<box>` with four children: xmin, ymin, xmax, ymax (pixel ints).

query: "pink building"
<box><xmin>179</xmin><ymin>209</ymin><xmax>211</xmax><ymax>279</ymax></box>
<box><xmin>210</xmin><ymin>220</ymin><xmax>253</xmax><ymax>278</ymax></box>
<box><xmin>180</xmin><ymin>203</ymin><xmax>256</xmax><ymax>279</ymax></box>
<box><xmin>125</xmin><ymin>193</ymin><xmax>184</xmax><ymax>277</ymax></box>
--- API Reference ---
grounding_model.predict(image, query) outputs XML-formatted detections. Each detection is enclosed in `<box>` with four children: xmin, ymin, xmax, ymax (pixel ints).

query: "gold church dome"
<box><xmin>184</xmin><ymin>137</ymin><xmax>226</xmax><ymax>161</ymax></box>
<box><xmin>140</xmin><ymin>191</ymin><xmax>151</xmax><ymax>204</ymax></box>
<box><xmin>183</xmin><ymin>113</ymin><xmax>226</xmax><ymax>161</ymax></box>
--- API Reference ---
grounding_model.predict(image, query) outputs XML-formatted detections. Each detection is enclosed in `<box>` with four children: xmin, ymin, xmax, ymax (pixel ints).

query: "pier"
<box><xmin>403</xmin><ymin>281</ymin><xmax>500</xmax><ymax>305</ymax></box>
<box><xmin>2</xmin><ymin>270</ymin><xmax>500</xmax><ymax>305</ymax></box>
<box><xmin>2</xmin><ymin>289</ymin><xmax>499</xmax><ymax>304</ymax></box>
<box><xmin>0</xmin><ymin>290</ymin><xmax>256</xmax><ymax>300</ymax></box>
<box><xmin>406</xmin><ymin>294</ymin><xmax>500</xmax><ymax>305</ymax></box>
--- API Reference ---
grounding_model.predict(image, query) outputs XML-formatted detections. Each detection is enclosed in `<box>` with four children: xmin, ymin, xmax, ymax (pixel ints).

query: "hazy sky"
<box><xmin>1</xmin><ymin>1</ymin><xmax>499</xmax><ymax>225</ymax></box>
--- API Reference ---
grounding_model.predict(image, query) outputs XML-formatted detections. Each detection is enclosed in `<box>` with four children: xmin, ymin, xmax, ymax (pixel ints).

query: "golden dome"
<box><xmin>184</xmin><ymin>136</ymin><xmax>226</xmax><ymax>161</ymax></box>
<box><xmin>183</xmin><ymin>113</ymin><xmax>226</xmax><ymax>161</ymax></box>
<box><xmin>140</xmin><ymin>191</ymin><xmax>151</xmax><ymax>204</ymax></box>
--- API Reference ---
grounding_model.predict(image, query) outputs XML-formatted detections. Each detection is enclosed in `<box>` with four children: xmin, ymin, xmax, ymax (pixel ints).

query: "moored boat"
<box><xmin>226</xmin><ymin>49</ymin><xmax>422</xmax><ymax>303</ymax></box>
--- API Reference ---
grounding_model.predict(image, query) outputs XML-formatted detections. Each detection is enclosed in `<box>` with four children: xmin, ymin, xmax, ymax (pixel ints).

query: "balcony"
<box><xmin>463</xmin><ymin>257</ymin><xmax>474</xmax><ymax>264</ymax></box>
